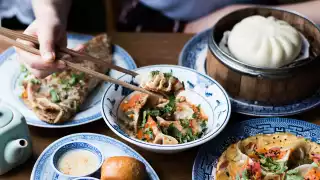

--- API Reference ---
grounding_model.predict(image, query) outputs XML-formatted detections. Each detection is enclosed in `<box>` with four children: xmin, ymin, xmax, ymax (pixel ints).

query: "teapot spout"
<box><xmin>4</xmin><ymin>139</ymin><xmax>28</xmax><ymax>165</ymax></box>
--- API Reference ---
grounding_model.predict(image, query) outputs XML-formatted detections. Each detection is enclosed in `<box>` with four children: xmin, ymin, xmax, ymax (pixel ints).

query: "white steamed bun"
<box><xmin>227</xmin><ymin>15</ymin><xmax>302</xmax><ymax>68</ymax></box>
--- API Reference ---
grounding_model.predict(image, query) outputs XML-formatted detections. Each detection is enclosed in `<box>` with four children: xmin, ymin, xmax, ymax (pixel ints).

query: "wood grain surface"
<box><xmin>1</xmin><ymin>32</ymin><xmax>320</xmax><ymax>180</ymax></box>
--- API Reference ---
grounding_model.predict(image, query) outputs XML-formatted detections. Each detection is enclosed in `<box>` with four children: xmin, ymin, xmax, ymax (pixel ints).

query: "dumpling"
<box><xmin>153</xmin><ymin>133</ymin><xmax>178</xmax><ymax>145</ymax></box>
<box><xmin>227</xmin><ymin>15</ymin><xmax>302</xmax><ymax>68</ymax></box>
<box><xmin>286</xmin><ymin>164</ymin><xmax>320</xmax><ymax>179</ymax></box>
<box><xmin>119</xmin><ymin>91</ymin><xmax>149</xmax><ymax>133</ymax></box>
<box><xmin>135</xmin><ymin>71</ymin><xmax>184</xmax><ymax>94</ymax></box>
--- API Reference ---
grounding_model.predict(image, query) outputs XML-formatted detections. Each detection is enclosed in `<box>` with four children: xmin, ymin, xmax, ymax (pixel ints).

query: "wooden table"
<box><xmin>1</xmin><ymin>32</ymin><xmax>320</xmax><ymax>180</ymax></box>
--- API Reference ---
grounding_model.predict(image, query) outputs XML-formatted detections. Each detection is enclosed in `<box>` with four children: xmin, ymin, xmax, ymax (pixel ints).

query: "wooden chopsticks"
<box><xmin>0</xmin><ymin>29</ymin><xmax>163</xmax><ymax>99</ymax></box>
<box><xmin>0</xmin><ymin>27</ymin><xmax>138</xmax><ymax>77</ymax></box>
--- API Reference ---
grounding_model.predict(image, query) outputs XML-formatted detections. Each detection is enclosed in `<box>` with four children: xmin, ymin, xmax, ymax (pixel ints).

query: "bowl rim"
<box><xmin>209</xmin><ymin>6</ymin><xmax>320</xmax><ymax>78</ymax></box>
<box><xmin>101</xmin><ymin>64</ymin><xmax>231</xmax><ymax>151</ymax></box>
<box><xmin>51</xmin><ymin>141</ymin><xmax>104</xmax><ymax>178</ymax></box>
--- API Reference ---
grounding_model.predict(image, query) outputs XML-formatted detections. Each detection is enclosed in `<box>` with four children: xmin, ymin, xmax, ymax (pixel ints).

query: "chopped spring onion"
<box><xmin>50</xmin><ymin>89</ymin><xmax>60</xmax><ymax>103</ymax></box>
<box><xmin>30</xmin><ymin>79</ymin><xmax>41</xmax><ymax>85</ymax></box>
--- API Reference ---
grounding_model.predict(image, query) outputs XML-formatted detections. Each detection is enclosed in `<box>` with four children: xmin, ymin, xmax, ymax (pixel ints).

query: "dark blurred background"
<box><xmin>1</xmin><ymin>0</ymin><xmax>308</xmax><ymax>33</ymax></box>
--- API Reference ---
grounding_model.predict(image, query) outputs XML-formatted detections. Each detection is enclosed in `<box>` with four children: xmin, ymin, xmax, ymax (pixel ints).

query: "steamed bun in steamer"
<box><xmin>227</xmin><ymin>15</ymin><xmax>302</xmax><ymax>68</ymax></box>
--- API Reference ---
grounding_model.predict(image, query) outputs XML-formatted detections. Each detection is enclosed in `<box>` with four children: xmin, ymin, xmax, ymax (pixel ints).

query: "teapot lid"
<box><xmin>0</xmin><ymin>104</ymin><xmax>13</xmax><ymax>128</ymax></box>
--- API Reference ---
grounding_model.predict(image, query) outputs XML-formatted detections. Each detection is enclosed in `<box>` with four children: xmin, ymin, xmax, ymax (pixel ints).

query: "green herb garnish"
<box><xmin>166</xmin><ymin>123</ymin><xmax>182</xmax><ymax>139</ymax></box>
<box><xmin>20</xmin><ymin>64</ymin><xmax>28</xmax><ymax>72</ymax></box>
<box><xmin>150</xmin><ymin>71</ymin><xmax>160</xmax><ymax>77</ymax></box>
<box><xmin>50</xmin><ymin>89</ymin><xmax>60</xmax><ymax>103</ymax></box>
<box><xmin>200</xmin><ymin>121</ymin><xmax>207</xmax><ymax>130</ymax></box>
<box><xmin>259</xmin><ymin>154</ymin><xmax>288</xmax><ymax>174</ymax></box>
<box><xmin>141</xmin><ymin>111</ymin><xmax>147</xmax><ymax>128</ymax></box>
<box><xmin>285</xmin><ymin>169</ymin><xmax>303</xmax><ymax>180</ymax></box>
<box><xmin>69</xmin><ymin>72</ymin><xmax>85</xmax><ymax>86</ymax></box>
<box><xmin>242</xmin><ymin>169</ymin><xmax>250</xmax><ymax>180</ymax></box>
<box><xmin>141</xmin><ymin>109</ymin><xmax>160</xmax><ymax>128</ymax></box>
<box><xmin>180</xmin><ymin>119</ymin><xmax>190</xmax><ymax>129</ymax></box>
<box><xmin>30</xmin><ymin>78</ymin><xmax>41</xmax><ymax>85</ymax></box>
<box><xmin>144</xmin><ymin>128</ymin><xmax>154</xmax><ymax>139</ymax></box>
<box><xmin>192</xmin><ymin>113</ymin><xmax>197</xmax><ymax>119</ymax></box>
<box><xmin>197</xmin><ymin>104</ymin><xmax>201</xmax><ymax>111</ymax></box>
<box><xmin>161</xmin><ymin>95</ymin><xmax>176</xmax><ymax>114</ymax></box>
<box><xmin>163</xmin><ymin>71</ymin><xmax>173</xmax><ymax>78</ymax></box>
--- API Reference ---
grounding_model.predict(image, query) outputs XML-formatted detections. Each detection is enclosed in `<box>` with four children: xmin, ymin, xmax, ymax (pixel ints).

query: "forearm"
<box><xmin>279</xmin><ymin>0</ymin><xmax>320</xmax><ymax>24</ymax></box>
<box><xmin>32</xmin><ymin>0</ymin><xmax>72</xmax><ymax>27</ymax></box>
<box><xmin>184</xmin><ymin>0</ymin><xmax>320</xmax><ymax>33</ymax></box>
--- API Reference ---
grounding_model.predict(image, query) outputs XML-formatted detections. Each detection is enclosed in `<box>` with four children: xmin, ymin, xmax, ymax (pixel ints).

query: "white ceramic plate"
<box><xmin>30</xmin><ymin>133</ymin><xmax>159</xmax><ymax>180</ymax></box>
<box><xmin>0</xmin><ymin>34</ymin><xmax>137</xmax><ymax>128</ymax></box>
<box><xmin>101</xmin><ymin>65</ymin><xmax>231</xmax><ymax>153</ymax></box>
<box><xmin>179</xmin><ymin>30</ymin><xmax>320</xmax><ymax>116</ymax></box>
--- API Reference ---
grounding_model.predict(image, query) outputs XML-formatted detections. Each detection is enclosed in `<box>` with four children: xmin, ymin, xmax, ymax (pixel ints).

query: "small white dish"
<box><xmin>101</xmin><ymin>65</ymin><xmax>231</xmax><ymax>153</ymax></box>
<box><xmin>51</xmin><ymin>141</ymin><xmax>103</xmax><ymax>178</ymax></box>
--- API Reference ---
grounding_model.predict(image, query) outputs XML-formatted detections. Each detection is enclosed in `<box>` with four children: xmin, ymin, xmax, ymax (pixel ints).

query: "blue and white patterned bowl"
<box><xmin>192</xmin><ymin>117</ymin><xmax>320</xmax><ymax>180</ymax></box>
<box><xmin>73</xmin><ymin>177</ymin><xmax>99</xmax><ymax>180</ymax></box>
<box><xmin>51</xmin><ymin>141</ymin><xmax>104</xmax><ymax>178</ymax></box>
<box><xmin>101</xmin><ymin>65</ymin><xmax>231</xmax><ymax>153</ymax></box>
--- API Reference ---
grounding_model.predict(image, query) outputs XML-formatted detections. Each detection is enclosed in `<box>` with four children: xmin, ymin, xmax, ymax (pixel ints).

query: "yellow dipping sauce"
<box><xmin>57</xmin><ymin>149</ymin><xmax>99</xmax><ymax>176</ymax></box>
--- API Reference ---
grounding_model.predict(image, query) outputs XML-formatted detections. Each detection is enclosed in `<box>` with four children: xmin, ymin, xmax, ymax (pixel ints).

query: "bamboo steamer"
<box><xmin>206</xmin><ymin>7</ymin><xmax>320</xmax><ymax>105</ymax></box>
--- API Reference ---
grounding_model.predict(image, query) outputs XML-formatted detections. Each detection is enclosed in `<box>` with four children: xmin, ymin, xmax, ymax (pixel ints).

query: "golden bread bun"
<box><xmin>101</xmin><ymin>156</ymin><xmax>146</xmax><ymax>180</ymax></box>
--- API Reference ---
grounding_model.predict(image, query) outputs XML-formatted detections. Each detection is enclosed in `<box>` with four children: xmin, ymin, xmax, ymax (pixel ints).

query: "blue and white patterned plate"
<box><xmin>192</xmin><ymin>117</ymin><xmax>320</xmax><ymax>180</ymax></box>
<box><xmin>0</xmin><ymin>33</ymin><xmax>137</xmax><ymax>128</ymax></box>
<box><xmin>179</xmin><ymin>30</ymin><xmax>320</xmax><ymax>116</ymax></box>
<box><xmin>101</xmin><ymin>65</ymin><xmax>231</xmax><ymax>153</ymax></box>
<box><xmin>31</xmin><ymin>133</ymin><xmax>159</xmax><ymax>180</ymax></box>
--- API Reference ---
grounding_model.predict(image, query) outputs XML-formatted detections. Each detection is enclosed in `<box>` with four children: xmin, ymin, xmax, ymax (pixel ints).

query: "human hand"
<box><xmin>15</xmin><ymin>18</ymin><xmax>68</xmax><ymax>78</ymax></box>
<box><xmin>184</xmin><ymin>5</ymin><xmax>252</xmax><ymax>34</ymax></box>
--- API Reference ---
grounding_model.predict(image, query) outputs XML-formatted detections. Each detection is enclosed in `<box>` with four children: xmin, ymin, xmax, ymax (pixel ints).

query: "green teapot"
<box><xmin>0</xmin><ymin>100</ymin><xmax>32</xmax><ymax>175</ymax></box>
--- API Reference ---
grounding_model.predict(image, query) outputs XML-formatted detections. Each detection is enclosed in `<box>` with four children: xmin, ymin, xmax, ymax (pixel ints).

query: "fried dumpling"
<box><xmin>119</xmin><ymin>91</ymin><xmax>149</xmax><ymax>133</ymax></box>
<box><xmin>135</xmin><ymin>71</ymin><xmax>184</xmax><ymax>94</ymax></box>
<box><xmin>153</xmin><ymin>133</ymin><xmax>178</xmax><ymax>145</ymax></box>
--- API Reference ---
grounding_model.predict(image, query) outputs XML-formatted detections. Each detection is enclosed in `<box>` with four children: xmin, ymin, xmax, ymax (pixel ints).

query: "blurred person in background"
<box><xmin>1</xmin><ymin>0</ymin><xmax>319</xmax><ymax>78</ymax></box>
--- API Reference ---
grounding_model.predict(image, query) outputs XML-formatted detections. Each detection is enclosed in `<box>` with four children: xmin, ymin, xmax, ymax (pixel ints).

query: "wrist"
<box><xmin>32</xmin><ymin>0</ymin><xmax>70</xmax><ymax>28</ymax></box>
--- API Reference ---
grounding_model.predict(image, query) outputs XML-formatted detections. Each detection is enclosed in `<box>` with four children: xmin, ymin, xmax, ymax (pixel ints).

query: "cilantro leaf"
<box><xmin>180</xmin><ymin>119</ymin><xmax>190</xmax><ymax>129</ymax></box>
<box><xmin>161</xmin><ymin>95</ymin><xmax>176</xmax><ymax>114</ymax></box>
<box><xmin>50</xmin><ymin>89</ymin><xmax>60</xmax><ymax>103</ymax></box>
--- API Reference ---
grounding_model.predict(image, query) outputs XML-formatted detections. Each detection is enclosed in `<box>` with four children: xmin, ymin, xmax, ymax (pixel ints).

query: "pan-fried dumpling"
<box><xmin>286</xmin><ymin>164</ymin><xmax>320</xmax><ymax>179</ymax></box>
<box><xmin>228</xmin><ymin>15</ymin><xmax>302</xmax><ymax>68</ymax></box>
<box><xmin>119</xmin><ymin>91</ymin><xmax>149</xmax><ymax>133</ymax></box>
<box><xmin>153</xmin><ymin>133</ymin><xmax>178</xmax><ymax>145</ymax></box>
<box><xmin>135</xmin><ymin>71</ymin><xmax>184</xmax><ymax>94</ymax></box>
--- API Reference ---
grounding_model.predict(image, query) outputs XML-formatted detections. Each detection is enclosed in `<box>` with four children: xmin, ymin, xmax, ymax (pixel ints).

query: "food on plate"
<box><xmin>119</xmin><ymin>71</ymin><xmax>208</xmax><ymax>145</ymax></box>
<box><xmin>57</xmin><ymin>149</ymin><xmax>100</xmax><ymax>176</ymax></box>
<box><xmin>226</xmin><ymin>15</ymin><xmax>302</xmax><ymax>68</ymax></box>
<box><xmin>100</xmin><ymin>156</ymin><xmax>146</xmax><ymax>180</ymax></box>
<box><xmin>20</xmin><ymin>34</ymin><xmax>112</xmax><ymax>124</ymax></box>
<box><xmin>216</xmin><ymin>133</ymin><xmax>320</xmax><ymax>179</ymax></box>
